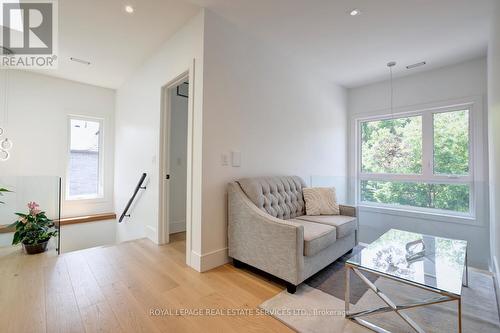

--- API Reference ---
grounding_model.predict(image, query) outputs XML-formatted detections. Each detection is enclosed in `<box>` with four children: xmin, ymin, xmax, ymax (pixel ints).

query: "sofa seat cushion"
<box><xmin>289</xmin><ymin>219</ymin><xmax>336</xmax><ymax>257</ymax></box>
<box><xmin>296</xmin><ymin>215</ymin><xmax>357</xmax><ymax>239</ymax></box>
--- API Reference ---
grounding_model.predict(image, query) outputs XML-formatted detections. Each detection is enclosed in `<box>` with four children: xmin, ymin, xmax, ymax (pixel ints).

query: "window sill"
<box><xmin>357</xmin><ymin>205</ymin><xmax>482</xmax><ymax>227</ymax></box>
<box><xmin>56</xmin><ymin>213</ymin><xmax>116</xmax><ymax>225</ymax></box>
<box><xmin>65</xmin><ymin>195</ymin><xmax>106</xmax><ymax>203</ymax></box>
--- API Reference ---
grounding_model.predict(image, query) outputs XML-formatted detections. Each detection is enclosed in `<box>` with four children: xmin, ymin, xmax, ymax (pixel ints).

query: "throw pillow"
<box><xmin>303</xmin><ymin>187</ymin><xmax>340</xmax><ymax>216</ymax></box>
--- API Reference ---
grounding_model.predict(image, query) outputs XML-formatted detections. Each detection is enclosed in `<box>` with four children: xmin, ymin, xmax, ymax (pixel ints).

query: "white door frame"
<box><xmin>158</xmin><ymin>61</ymin><xmax>195</xmax><ymax>267</ymax></box>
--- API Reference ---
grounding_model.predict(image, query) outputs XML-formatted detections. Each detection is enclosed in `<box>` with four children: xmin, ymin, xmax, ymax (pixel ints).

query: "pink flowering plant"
<box><xmin>9</xmin><ymin>201</ymin><xmax>58</xmax><ymax>245</ymax></box>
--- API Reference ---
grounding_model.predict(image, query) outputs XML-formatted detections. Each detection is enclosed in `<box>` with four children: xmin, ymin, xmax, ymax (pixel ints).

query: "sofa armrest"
<box><xmin>228</xmin><ymin>182</ymin><xmax>304</xmax><ymax>285</ymax></box>
<box><xmin>339</xmin><ymin>204</ymin><xmax>358</xmax><ymax>244</ymax></box>
<box><xmin>339</xmin><ymin>204</ymin><xmax>356</xmax><ymax>217</ymax></box>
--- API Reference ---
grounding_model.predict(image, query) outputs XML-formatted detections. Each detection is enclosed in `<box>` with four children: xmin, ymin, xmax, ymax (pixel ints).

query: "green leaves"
<box><xmin>361</xmin><ymin>180</ymin><xmax>470</xmax><ymax>213</ymax></box>
<box><xmin>0</xmin><ymin>187</ymin><xmax>11</xmax><ymax>204</ymax></box>
<box><xmin>10</xmin><ymin>204</ymin><xmax>58</xmax><ymax>246</ymax></box>
<box><xmin>360</xmin><ymin>110</ymin><xmax>470</xmax><ymax>213</ymax></box>
<box><xmin>361</xmin><ymin>116</ymin><xmax>422</xmax><ymax>174</ymax></box>
<box><xmin>12</xmin><ymin>231</ymin><xmax>20</xmax><ymax>245</ymax></box>
<box><xmin>433</xmin><ymin>110</ymin><xmax>469</xmax><ymax>175</ymax></box>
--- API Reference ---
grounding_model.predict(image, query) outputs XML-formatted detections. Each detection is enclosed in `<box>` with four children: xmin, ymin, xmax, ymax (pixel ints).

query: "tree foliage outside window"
<box><xmin>434</xmin><ymin>110</ymin><xmax>469</xmax><ymax>175</ymax></box>
<box><xmin>361</xmin><ymin>180</ymin><xmax>469</xmax><ymax>213</ymax></box>
<box><xmin>362</xmin><ymin>116</ymin><xmax>422</xmax><ymax>174</ymax></box>
<box><xmin>360</xmin><ymin>110</ymin><xmax>471</xmax><ymax>214</ymax></box>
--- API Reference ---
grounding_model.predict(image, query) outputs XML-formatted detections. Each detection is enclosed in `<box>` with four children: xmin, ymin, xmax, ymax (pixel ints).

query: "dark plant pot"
<box><xmin>22</xmin><ymin>239</ymin><xmax>49</xmax><ymax>255</ymax></box>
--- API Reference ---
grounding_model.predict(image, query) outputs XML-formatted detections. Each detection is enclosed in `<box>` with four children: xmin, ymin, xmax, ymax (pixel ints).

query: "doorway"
<box><xmin>167</xmin><ymin>80</ymin><xmax>189</xmax><ymax>235</ymax></box>
<box><xmin>159</xmin><ymin>71</ymin><xmax>193</xmax><ymax>266</ymax></box>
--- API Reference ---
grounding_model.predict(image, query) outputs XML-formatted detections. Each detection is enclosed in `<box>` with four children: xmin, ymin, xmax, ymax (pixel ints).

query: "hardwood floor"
<box><xmin>0</xmin><ymin>233</ymin><xmax>292</xmax><ymax>333</ymax></box>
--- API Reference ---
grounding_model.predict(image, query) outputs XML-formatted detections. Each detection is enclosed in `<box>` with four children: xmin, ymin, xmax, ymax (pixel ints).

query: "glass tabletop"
<box><xmin>346</xmin><ymin>229</ymin><xmax>467</xmax><ymax>296</ymax></box>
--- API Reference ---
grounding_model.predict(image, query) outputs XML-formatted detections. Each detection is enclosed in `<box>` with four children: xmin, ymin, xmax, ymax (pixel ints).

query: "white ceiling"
<box><xmin>1</xmin><ymin>0</ymin><xmax>492</xmax><ymax>89</ymax></box>
<box><xmin>189</xmin><ymin>0</ymin><xmax>493</xmax><ymax>88</ymax></box>
<box><xmin>31</xmin><ymin>0</ymin><xmax>200</xmax><ymax>89</ymax></box>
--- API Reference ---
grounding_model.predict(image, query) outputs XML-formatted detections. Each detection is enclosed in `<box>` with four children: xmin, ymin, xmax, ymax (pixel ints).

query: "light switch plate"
<box><xmin>231</xmin><ymin>151</ymin><xmax>241</xmax><ymax>167</ymax></box>
<box><xmin>221</xmin><ymin>153</ymin><xmax>229</xmax><ymax>166</ymax></box>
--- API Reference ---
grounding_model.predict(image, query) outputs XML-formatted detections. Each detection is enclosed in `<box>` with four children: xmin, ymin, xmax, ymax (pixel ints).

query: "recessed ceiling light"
<box><xmin>349</xmin><ymin>9</ymin><xmax>361</xmax><ymax>16</ymax></box>
<box><xmin>125</xmin><ymin>5</ymin><xmax>134</xmax><ymax>14</ymax></box>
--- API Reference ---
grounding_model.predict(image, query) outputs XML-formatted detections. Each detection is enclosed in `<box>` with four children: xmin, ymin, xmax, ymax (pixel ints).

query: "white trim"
<box><xmin>159</xmin><ymin>71</ymin><xmax>189</xmax><ymax>244</ymax></box>
<box><xmin>190</xmin><ymin>251</ymin><xmax>202</xmax><ymax>272</ymax></box>
<box><xmin>191</xmin><ymin>248</ymin><xmax>230</xmax><ymax>272</ymax></box>
<box><xmin>492</xmin><ymin>256</ymin><xmax>500</xmax><ymax>315</ymax></box>
<box><xmin>353</xmin><ymin>96</ymin><xmax>484</xmax><ymax>220</ymax></box>
<box><xmin>358</xmin><ymin>205</ymin><xmax>481</xmax><ymax>226</ymax></box>
<box><xmin>158</xmin><ymin>60</ymin><xmax>197</xmax><ymax>270</ymax></box>
<box><xmin>493</xmin><ymin>256</ymin><xmax>500</xmax><ymax>285</ymax></box>
<box><xmin>145</xmin><ymin>225</ymin><xmax>157</xmax><ymax>241</ymax></box>
<box><xmin>65</xmin><ymin>115</ymin><xmax>105</xmax><ymax>201</ymax></box>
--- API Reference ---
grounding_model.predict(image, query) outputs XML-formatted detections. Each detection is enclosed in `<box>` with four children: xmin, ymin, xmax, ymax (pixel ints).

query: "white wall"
<box><xmin>488</xmin><ymin>2</ymin><xmax>500</xmax><ymax>277</ymax></box>
<box><xmin>0</xmin><ymin>176</ymin><xmax>60</xmax><ymax>224</ymax></box>
<box><xmin>200</xmin><ymin>11</ymin><xmax>348</xmax><ymax>269</ymax></box>
<box><xmin>0</xmin><ymin>70</ymin><xmax>115</xmax><ymax>218</ymax></box>
<box><xmin>348</xmin><ymin>58</ymin><xmax>490</xmax><ymax>268</ymax></box>
<box><xmin>114</xmin><ymin>10</ymin><xmax>204</xmax><ymax>259</ymax></box>
<box><xmin>59</xmin><ymin>220</ymin><xmax>116</xmax><ymax>253</ymax></box>
<box><xmin>114</xmin><ymin>10</ymin><xmax>349</xmax><ymax>271</ymax></box>
<box><xmin>169</xmin><ymin>87</ymin><xmax>188</xmax><ymax>234</ymax></box>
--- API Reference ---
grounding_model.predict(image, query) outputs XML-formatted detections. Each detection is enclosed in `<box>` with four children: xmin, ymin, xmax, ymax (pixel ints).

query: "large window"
<box><xmin>359</xmin><ymin>107</ymin><xmax>472</xmax><ymax>215</ymax></box>
<box><xmin>67</xmin><ymin>117</ymin><xmax>103</xmax><ymax>200</ymax></box>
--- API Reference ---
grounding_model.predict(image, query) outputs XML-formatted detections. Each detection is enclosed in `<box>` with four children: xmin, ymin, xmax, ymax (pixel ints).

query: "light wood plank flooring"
<box><xmin>0</xmin><ymin>233</ymin><xmax>292</xmax><ymax>333</ymax></box>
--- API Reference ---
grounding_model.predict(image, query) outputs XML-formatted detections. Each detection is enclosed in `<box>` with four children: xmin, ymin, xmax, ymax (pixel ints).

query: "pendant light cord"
<box><xmin>390</xmin><ymin>65</ymin><xmax>393</xmax><ymax>115</ymax></box>
<box><xmin>1</xmin><ymin>67</ymin><xmax>8</xmax><ymax>125</ymax></box>
<box><xmin>387</xmin><ymin>61</ymin><xmax>396</xmax><ymax>116</ymax></box>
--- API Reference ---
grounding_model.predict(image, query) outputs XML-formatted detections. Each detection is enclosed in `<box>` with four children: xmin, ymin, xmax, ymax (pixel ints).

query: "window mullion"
<box><xmin>422</xmin><ymin>112</ymin><xmax>433</xmax><ymax>180</ymax></box>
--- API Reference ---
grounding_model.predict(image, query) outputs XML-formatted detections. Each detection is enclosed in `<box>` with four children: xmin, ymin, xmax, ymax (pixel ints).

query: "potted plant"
<box><xmin>9</xmin><ymin>202</ymin><xmax>58</xmax><ymax>254</ymax></box>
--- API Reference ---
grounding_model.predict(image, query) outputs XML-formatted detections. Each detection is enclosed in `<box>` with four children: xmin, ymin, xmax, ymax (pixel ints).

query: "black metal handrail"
<box><xmin>119</xmin><ymin>173</ymin><xmax>147</xmax><ymax>223</ymax></box>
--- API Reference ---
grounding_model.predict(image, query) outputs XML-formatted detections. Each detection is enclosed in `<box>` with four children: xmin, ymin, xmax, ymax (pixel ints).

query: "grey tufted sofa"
<box><xmin>228</xmin><ymin>176</ymin><xmax>357</xmax><ymax>293</ymax></box>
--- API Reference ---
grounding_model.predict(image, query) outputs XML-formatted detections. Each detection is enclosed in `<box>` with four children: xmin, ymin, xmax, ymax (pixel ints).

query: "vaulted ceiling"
<box><xmin>21</xmin><ymin>0</ymin><xmax>199</xmax><ymax>89</ymax></box>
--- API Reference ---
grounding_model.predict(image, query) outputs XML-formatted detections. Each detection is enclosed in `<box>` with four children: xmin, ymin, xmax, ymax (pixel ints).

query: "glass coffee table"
<box><xmin>345</xmin><ymin>229</ymin><xmax>468</xmax><ymax>333</ymax></box>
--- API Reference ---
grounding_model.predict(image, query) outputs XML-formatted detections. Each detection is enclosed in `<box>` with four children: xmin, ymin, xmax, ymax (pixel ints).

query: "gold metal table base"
<box><xmin>345</xmin><ymin>264</ymin><xmax>463</xmax><ymax>333</ymax></box>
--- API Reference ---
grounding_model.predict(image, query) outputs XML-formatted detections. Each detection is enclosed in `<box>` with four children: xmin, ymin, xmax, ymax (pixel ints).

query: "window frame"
<box><xmin>356</xmin><ymin>103</ymin><xmax>475</xmax><ymax>218</ymax></box>
<box><xmin>65</xmin><ymin>115</ymin><xmax>105</xmax><ymax>201</ymax></box>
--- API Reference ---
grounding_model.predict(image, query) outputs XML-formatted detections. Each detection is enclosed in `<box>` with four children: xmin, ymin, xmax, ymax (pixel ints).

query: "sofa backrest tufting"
<box><xmin>237</xmin><ymin>176</ymin><xmax>307</xmax><ymax>220</ymax></box>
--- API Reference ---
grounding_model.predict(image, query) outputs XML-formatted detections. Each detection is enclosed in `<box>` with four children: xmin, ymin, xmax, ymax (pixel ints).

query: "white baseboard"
<box><xmin>190</xmin><ymin>247</ymin><xmax>229</xmax><ymax>272</ymax></box>
<box><xmin>492</xmin><ymin>256</ymin><xmax>500</xmax><ymax>313</ymax></box>
<box><xmin>493</xmin><ymin>256</ymin><xmax>500</xmax><ymax>281</ymax></box>
<box><xmin>169</xmin><ymin>220</ymin><xmax>186</xmax><ymax>234</ymax></box>
<box><xmin>190</xmin><ymin>251</ymin><xmax>202</xmax><ymax>272</ymax></box>
<box><xmin>145</xmin><ymin>225</ymin><xmax>157</xmax><ymax>244</ymax></box>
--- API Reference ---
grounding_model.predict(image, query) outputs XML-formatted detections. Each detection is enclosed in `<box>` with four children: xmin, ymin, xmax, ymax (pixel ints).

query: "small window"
<box><xmin>67</xmin><ymin>117</ymin><xmax>103</xmax><ymax>200</ymax></box>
